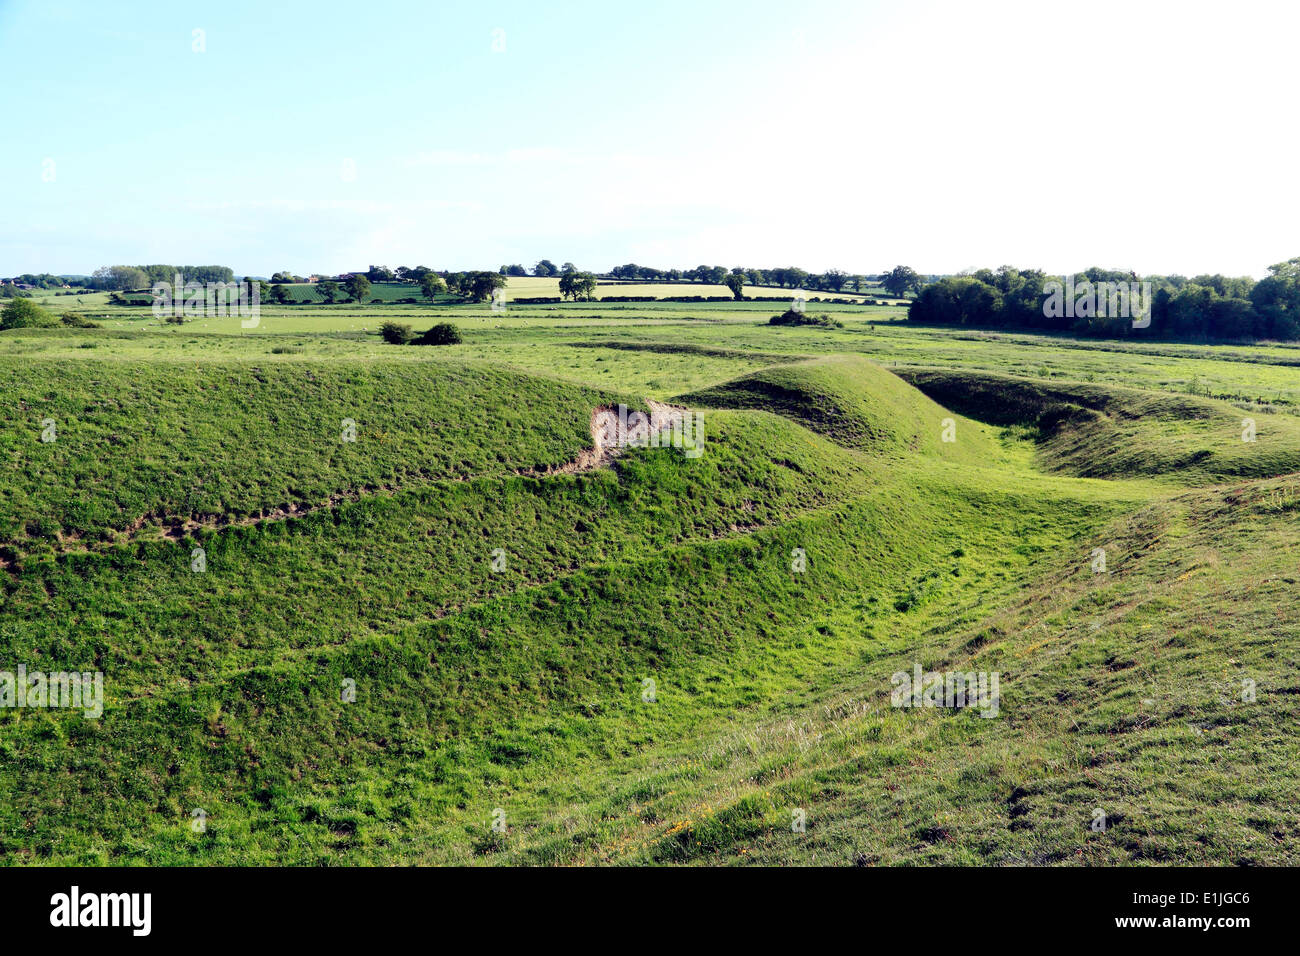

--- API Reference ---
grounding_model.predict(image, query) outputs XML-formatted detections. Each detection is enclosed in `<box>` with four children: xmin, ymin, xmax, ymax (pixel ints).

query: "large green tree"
<box><xmin>467</xmin><ymin>272</ymin><xmax>506</xmax><ymax>303</ymax></box>
<box><xmin>316</xmin><ymin>279</ymin><xmax>340</xmax><ymax>304</ymax></box>
<box><xmin>883</xmin><ymin>265</ymin><xmax>922</xmax><ymax>298</ymax></box>
<box><xmin>1250</xmin><ymin>257</ymin><xmax>1300</xmax><ymax>340</ymax></box>
<box><xmin>420</xmin><ymin>274</ymin><xmax>447</xmax><ymax>301</ymax></box>
<box><xmin>559</xmin><ymin>271</ymin><xmax>598</xmax><ymax>301</ymax></box>
<box><xmin>1</xmin><ymin>297</ymin><xmax>58</xmax><ymax>329</ymax></box>
<box><xmin>343</xmin><ymin>274</ymin><xmax>371</xmax><ymax>303</ymax></box>
<box><xmin>821</xmin><ymin>269</ymin><xmax>849</xmax><ymax>292</ymax></box>
<box><xmin>93</xmin><ymin>265</ymin><xmax>149</xmax><ymax>291</ymax></box>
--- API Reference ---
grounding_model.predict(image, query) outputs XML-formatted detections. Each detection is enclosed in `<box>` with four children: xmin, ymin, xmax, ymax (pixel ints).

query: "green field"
<box><xmin>2</xmin><ymin>294</ymin><xmax>1299</xmax><ymax>865</ymax></box>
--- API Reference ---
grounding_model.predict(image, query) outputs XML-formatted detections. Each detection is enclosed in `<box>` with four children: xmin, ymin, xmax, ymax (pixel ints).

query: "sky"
<box><xmin>2</xmin><ymin>0</ymin><xmax>1298</xmax><ymax>278</ymax></box>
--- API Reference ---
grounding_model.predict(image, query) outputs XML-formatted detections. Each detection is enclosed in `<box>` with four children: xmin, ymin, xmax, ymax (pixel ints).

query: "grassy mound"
<box><xmin>7</xmin><ymin>308</ymin><xmax>1299</xmax><ymax>868</ymax></box>
<box><xmin>898</xmin><ymin>367</ymin><xmax>1300</xmax><ymax>483</ymax></box>
<box><xmin>0</xmin><ymin>359</ymin><xmax>609</xmax><ymax>557</ymax></box>
<box><xmin>678</xmin><ymin>355</ymin><xmax>996</xmax><ymax>462</ymax></box>
<box><xmin>536</xmin><ymin>473</ymin><xmax>1300</xmax><ymax>865</ymax></box>
<box><xmin>0</xmin><ymin>391</ymin><xmax>1125</xmax><ymax>863</ymax></box>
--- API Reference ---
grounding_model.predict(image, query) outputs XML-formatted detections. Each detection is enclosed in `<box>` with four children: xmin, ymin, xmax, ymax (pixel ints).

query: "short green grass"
<box><xmin>1</xmin><ymin>297</ymin><xmax>1297</xmax><ymax>866</ymax></box>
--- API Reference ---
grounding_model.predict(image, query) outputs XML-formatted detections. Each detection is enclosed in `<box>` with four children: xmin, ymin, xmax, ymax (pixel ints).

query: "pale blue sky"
<box><xmin>3</xmin><ymin>0</ymin><xmax>1297</xmax><ymax>277</ymax></box>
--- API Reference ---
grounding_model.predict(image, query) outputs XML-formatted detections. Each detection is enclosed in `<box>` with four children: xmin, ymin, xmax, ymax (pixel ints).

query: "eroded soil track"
<box><xmin>2</xmin><ymin>402</ymin><xmax>695</xmax><ymax>570</ymax></box>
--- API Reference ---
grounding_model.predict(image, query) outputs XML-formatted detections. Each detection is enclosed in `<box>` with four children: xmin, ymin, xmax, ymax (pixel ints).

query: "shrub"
<box><xmin>414</xmin><ymin>322</ymin><xmax>462</xmax><ymax>345</ymax></box>
<box><xmin>60</xmin><ymin>312</ymin><xmax>101</xmax><ymax>328</ymax></box>
<box><xmin>768</xmin><ymin>309</ymin><xmax>843</xmax><ymax>328</ymax></box>
<box><xmin>380</xmin><ymin>321</ymin><xmax>414</xmax><ymax>345</ymax></box>
<box><xmin>1</xmin><ymin>298</ymin><xmax>58</xmax><ymax>329</ymax></box>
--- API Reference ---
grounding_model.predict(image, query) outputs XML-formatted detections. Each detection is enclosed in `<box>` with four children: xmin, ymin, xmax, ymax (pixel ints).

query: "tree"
<box><xmin>883</xmin><ymin>265</ymin><xmax>922</xmax><ymax>298</ymax></box>
<box><xmin>467</xmin><ymin>271</ymin><xmax>506</xmax><ymax>303</ymax></box>
<box><xmin>380</xmin><ymin>321</ymin><xmax>413</xmax><ymax>344</ymax></box>
<box><xmin>316</xmin><ymin>279</ymin><xmax>340</xmax><ymax>304</ymax></box>
<box><xmin>559</xmin><ymin>271</ymin><xmax>598</xmax><ymax>301</ymax></box>
<box><xmin>1250</xmin><ymin>257</ymin><xmax>1300</xmax><ymax>340</ymax></box>
<box><xmin>267</xmin><ymin>284</ymin><xmax>291</xmax><ymax>304</ymax></box>
<box><xmin>1</xmin><ymin>297</ymin><xmax>58</xmax><ymax>329</ymax></box>
<box><xmin>92</xmin><ymin>265</ymin><xmax>148</xmax><ymax>291</ymax></box>
<box><xmin>414</xmin><ymin>322</ymin><xmax>462</xmax><ymax>345</ymax></box>
<box><xmin>343</xmin><ymin>275</ymin><xmax>371</xmax><ymax>304</ymax></box>
<box><xmin>534</xmin><ymin>259</ymin><xmax>558</xmax><ymax>277</ymax></box>
<box><xmin>781</xmin><ymin>267</ymin><xmax>809</xmax><ymax>289</ymax></box>
<box><xmin>724</xmin><ymin>273</ymin><xmax>745</xmax><ymax>300</ymax></box>
<box><xmin>561</xmin><ymin>262</ymin><xmax>577</xmax><ymax>275</ymax></box>
<box><xmin>420</xmin><ymin>274</ymin><xmax>447</xmax><ymax>301</ymax></box>
<box><xmin>822</xmin><ymin>269</ymin><xmax>848</xmax><ymax>292</ymax></box>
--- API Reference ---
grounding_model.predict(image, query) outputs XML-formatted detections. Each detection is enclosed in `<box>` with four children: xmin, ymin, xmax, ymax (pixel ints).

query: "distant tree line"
<box><xmin>604</xmin><ymin>263</ymin><xmax>880</xmax><ymax>293</ymax></box>
<box><xmin>907</xmin><ymin>260</ymin><xmax>1300</xmax><ymax>341</ymax></box>
<box><xmin>351</xmin><ymin>264</ymin><xmax>599</xmax><ymax>302</ymax></box>
<box><xmin>2</xmin><ymin>273</ymin><xmax>70</xmax><ymax>291</ymax></box>
<box><xmin>84</xmin><ymin>264</ymin><xmax>236</xmax><ymax>291</ymax></box>
<box><xmin>8</xmin><ymin>259</ymin><xmax>890</xmax><ymax>303</ymax></box>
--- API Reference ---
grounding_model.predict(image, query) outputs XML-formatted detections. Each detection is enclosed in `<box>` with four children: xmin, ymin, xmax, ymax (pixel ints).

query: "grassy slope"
<box><xmin>2</xmin><ymin>319</ymin><xmax>1298</xmax><ymax>866</ymax></box>
<box><xmin>898</xmin><ymin>367</ymin><xmax>1300</xmax><ymax>483</ymax></box>
<box><xmin>680</xmin><ymin>355</ymin><xmax>964</xmax><ymax>456</ymax></box>
<box><xmin>0</xmin><ymin>354</ymin><xmax>1059</xmax><ymax>863</ymax></box>
<box><xmin>560</xmin><ymin>474</ymin><xmax>1300</xmax><ymax>865</ymax></box>
<box><xmin>0</xmin><ymin>359</ymin><xmax>607</xmax><ymax>556</ymax></box>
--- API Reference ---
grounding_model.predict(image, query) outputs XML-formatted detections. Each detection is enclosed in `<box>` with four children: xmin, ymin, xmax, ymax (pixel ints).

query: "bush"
<box><xmin>1</xmin><ymin>298</ymin><xmax>58</xmax><ymax>329</ymax></box>
<box><xmin>414</xmin><ymin>322</ymin><xmax>462</xmax><ymax>345</ymax></box>
<box><xmin>768</xmin><ymin>309</ymin><xmax>843</xmax><ymax>328</ymax></box>
<box><xmin>380</xmin><ymin>321</ymin><xmax>414</xmax><ymax>345</ymax></box>
<box><xmin>60</xmin><ymin>312</ymin><xmax>101</xmax><ymax>328</ymax></box>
